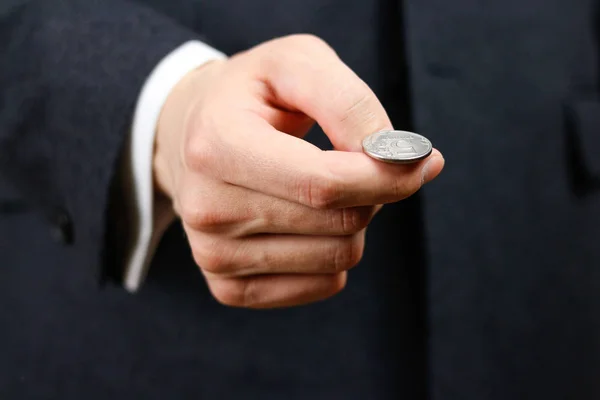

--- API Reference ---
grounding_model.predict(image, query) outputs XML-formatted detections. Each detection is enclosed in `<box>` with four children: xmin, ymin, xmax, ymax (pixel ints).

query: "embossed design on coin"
<box><xmin>362</xmin><ymin>130</ymin><xmax>433</xmax><ymax>164</ymax></box>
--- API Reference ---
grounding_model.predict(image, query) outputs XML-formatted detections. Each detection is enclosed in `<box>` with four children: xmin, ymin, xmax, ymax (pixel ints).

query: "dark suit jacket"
<box><xmin>1</xmin><ymin>0</ymin><xmax>599</xmax><ymax>399</ymax></box>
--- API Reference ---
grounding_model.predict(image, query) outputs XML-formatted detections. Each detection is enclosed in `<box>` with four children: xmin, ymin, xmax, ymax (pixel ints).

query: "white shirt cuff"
<box><xmin>123</xmin><ymin>40</ymin><xmax>226</xmax><ymax>292</ymax></box>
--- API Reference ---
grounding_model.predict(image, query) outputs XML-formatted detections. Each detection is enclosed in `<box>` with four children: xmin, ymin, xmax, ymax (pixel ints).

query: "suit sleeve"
<box><xmin>0</xmin><ymin>0</ymin><xmax>202</xmax><ymax>281</ymax></box>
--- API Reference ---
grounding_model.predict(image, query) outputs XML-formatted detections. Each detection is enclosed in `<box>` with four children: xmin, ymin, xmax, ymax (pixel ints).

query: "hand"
<box><xmin>154</xmin><ymin>34</ymin><xmax>444</xmax><ymax>308</ymax></box>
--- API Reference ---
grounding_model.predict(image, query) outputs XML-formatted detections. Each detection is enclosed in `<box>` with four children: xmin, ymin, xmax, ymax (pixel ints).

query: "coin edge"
<box><xmin>361</xmin><ymin>130</ymin><xmax>433</xmax><ymax>164</ymax></box>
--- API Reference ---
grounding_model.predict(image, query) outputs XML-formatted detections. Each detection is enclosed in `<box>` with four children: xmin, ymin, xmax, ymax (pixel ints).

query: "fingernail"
<box><xmin>421</xmin><ymin>155</ymin><xmax>444</xmax><ymax>185</ymax></box>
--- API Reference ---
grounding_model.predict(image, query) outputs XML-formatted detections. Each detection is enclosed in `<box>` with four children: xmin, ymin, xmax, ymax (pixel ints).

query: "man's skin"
<box><xmin>155</xmin><ymin>34</ymin><xmax>445</xmax><ymax>308</ymax></box>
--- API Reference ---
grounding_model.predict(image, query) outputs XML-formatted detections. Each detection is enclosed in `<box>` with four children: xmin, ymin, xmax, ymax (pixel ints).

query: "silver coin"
<box><xmin>362</xmin><ymin>130</ymin><xmax>433</xmax><ymax>164</ymax></box>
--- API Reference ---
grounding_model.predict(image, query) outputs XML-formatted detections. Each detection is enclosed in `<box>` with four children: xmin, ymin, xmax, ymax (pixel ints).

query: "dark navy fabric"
<box><xmin>1</xmin><ymin>0</ymin><xmax>599</xmax><ymax>399</ymax></box>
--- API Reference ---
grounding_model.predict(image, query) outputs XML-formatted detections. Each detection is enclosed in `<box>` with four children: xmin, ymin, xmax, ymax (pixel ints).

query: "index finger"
<box><xmin>206</xmin><ymin>113</ymin><xmax>443</xmax><ymax>209</ymax></box>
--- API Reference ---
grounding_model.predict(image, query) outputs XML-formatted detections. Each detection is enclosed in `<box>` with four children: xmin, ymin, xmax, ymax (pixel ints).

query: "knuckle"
<box><xmin>312</xmin><ymin>181</ymin><xmax>341</xmax><ymax>209</ymax></box>
<box><xmin>177</xmin><ymin>194</ymin><xmax>202</xmax><ymax>226</ymax></box>
<box><xmin>211</xmin><ymin>288</ymin><xmax>240</xmax><ymax>307</ymax></box>
<box><xmin>193</xmin><ymin>239</ymin><xmax>234</xmax><ymax>274</ymax></box>
<box><xmin>299</xmin><ymin>173</ymin><xmax>343</xmax><ymax>209</ymax></box>
<box><xmin>182</xmin><ymin>109</ymin><xmax>219</xmax><ymax>171</ymax></box>
<box><xmin>183</xmin><ymin>207</ymin><xmax>222</xmax><ymax>231</ymax></box>
<box><xmin>210</xmin><ymin>280</ymin><xmax>250</xmax><ymax>307</ymax></box>
<box><xmin>336</xmin><ymin>207</ymin><xmax>371</xmax><ymax>234</ymax></box>
<box><xmin>332</xmin><ymin>235</ymin><xmax>365</xmax><ymax>272</ymax></box>
<box><xmin>178</xmin><ymin>194</ymin><xmax>224</xmax><ymax>231</ymax></box>
<box><xmin>183</xmin><ymin>132</ymin><xmax>213</xmax><ymax>172</ymax></box>
<box><xmin>348</xmin><ymin>235</ymin><xmax>366</xmax><ymax>267</ymax></box>
<box><xmin>339</xmin><ymin>91</ymin><xmax>378</xmax><ymax>126</ymax></box>
<box><xmin>391</xmin><ymin>175</ymin><xmax>419</xmax><ymax>200</ymax></box>
<box><xmin>330</xmin><ymin>272</ymin><xmax>348</xmax><ymax>295</ymax></box>
<box><xmin>179</xmin><ymin>197</ymin><xmax>243</xmax><ymax>234</ymax></box>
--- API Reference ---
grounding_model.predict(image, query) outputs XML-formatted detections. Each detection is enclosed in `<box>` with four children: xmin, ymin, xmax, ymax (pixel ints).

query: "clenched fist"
<box><xmin>154</xmin><ymin>34</ymin><xmax>444</xmax><ymax>308</ymax></box>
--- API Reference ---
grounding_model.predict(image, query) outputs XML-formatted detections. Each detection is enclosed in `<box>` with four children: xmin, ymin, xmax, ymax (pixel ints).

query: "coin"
<box><xmin>362</xmin><ymin>130</ymin><xmax>433</xmax><ymax>164</ymax></box>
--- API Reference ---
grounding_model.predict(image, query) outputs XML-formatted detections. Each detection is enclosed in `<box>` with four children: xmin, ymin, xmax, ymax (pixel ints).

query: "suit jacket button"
<box><xmin>50</xmin><ymin>209</ymin><xmax>74</xmax><ymax>245</ymax></box>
